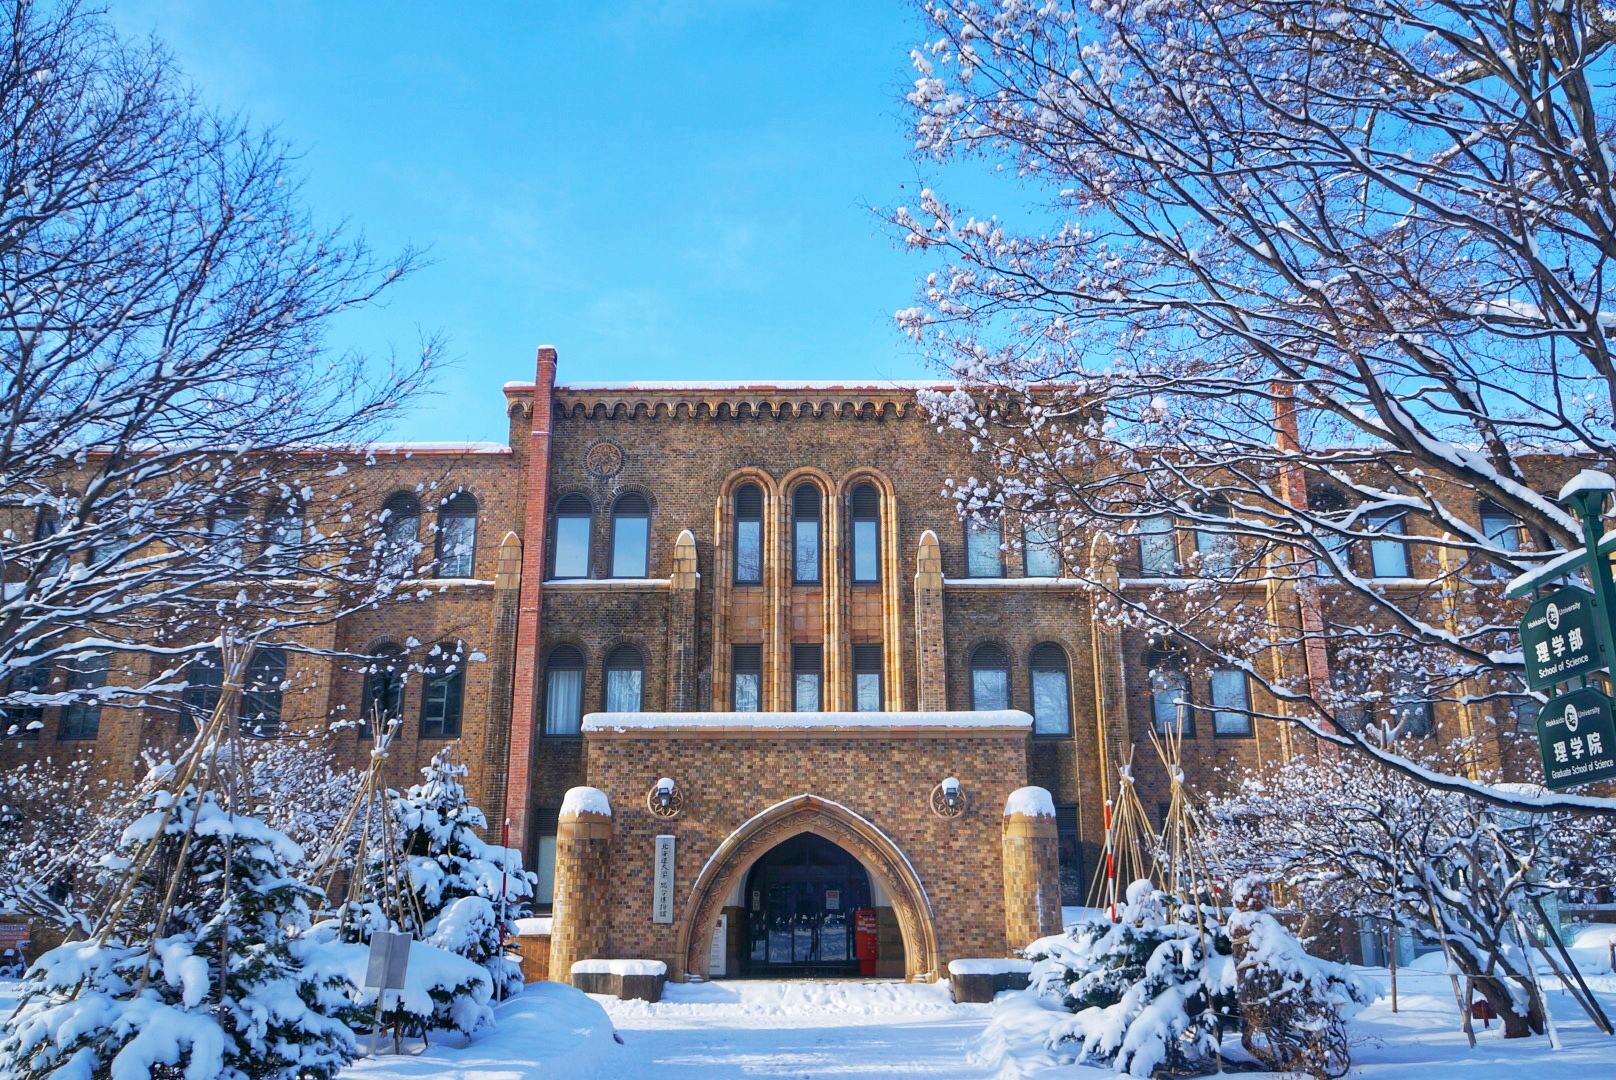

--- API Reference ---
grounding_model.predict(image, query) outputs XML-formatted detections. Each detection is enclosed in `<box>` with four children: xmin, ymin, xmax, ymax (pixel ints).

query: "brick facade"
<box><xmin>5</xmin><ymin>347</ymin><xmax>1592</xmax><ymax>981</ymax></box>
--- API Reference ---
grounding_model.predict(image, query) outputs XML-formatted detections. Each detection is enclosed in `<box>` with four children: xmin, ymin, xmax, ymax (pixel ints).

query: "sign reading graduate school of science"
<box><xmin>1535</xmin><ymin>687</ymin><xmax>1616</xmax><ymax>791</ymax></box>
<box><xmin>1520</xmin><ymin>586</ymin><xmax>1602</xmax><ymax>691</ymax></box>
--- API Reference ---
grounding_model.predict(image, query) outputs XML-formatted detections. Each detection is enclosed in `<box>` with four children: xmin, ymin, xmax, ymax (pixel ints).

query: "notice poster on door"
<box><xmin>709</xmin><ymin>913</ymin><xmax>728</xmax><ymax>977</ymax></box>
<box><xmin>825</xmin><ymin>889</ymin><xmax>841</xmax><ymax>911</ymax></box>
<box><xmin>653</xmin><ymin>835</ymin><xmax>675</xmax><ymax>923</ymax></box>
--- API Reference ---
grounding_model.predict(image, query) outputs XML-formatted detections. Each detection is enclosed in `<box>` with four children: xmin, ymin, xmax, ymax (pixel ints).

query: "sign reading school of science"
<box><xmin>1520</xmin><ymin>586</ymin><xmax>1602</xmax><ymax>691</ymax></box>
<box><xmin>1535</xmin><ymin>687</ymin><xmax>1616</xmax><ymax>791</ymax></box>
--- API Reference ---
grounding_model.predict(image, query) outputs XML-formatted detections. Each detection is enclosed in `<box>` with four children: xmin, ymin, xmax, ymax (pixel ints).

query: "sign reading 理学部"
<box><xmin>653</xmin><ymin>835</ymin><xmax>675</xmax><ymax>924</ymax></box>
<box><xmin>1520</xmin><ymin>586</ymin><xmax>1601</xmax><ymax>691</ymax></box>
<box><xmin>1535</xmin><ymin>686</ymin><xmax>1616</xmax><ymax>790</ymax></box>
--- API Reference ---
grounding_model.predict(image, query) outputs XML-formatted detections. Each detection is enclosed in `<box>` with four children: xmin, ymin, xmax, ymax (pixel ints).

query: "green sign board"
<box><xmin>1536</xmin><ymin>686</ymin><xmax>1616</xmax><ymax>791</ymax></box>
<box><xmin>1520</xmin><ymin>586</ymin><xmax>1603</xmax><ymax>691</ymax></box>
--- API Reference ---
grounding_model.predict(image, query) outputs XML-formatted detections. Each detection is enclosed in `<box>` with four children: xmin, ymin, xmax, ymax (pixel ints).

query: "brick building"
<box><xmin>3</xmin><ymin>345</ymin><xmax>1565</xmax><ymax>981</ymax></box>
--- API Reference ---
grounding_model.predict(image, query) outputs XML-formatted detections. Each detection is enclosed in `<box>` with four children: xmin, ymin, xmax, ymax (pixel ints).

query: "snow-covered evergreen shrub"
<box><xmin>1228</xmin><ymin>878</ymin><xmax>1375</xmax><ymax>1079</ymax></box>
<box><xmin>0</xmin><ymin>785</ymin><xmax>357</xmax><ymax>1080</ymax></box>
<box><xmin>1025</xmin><ymin>879</ymin><xmax>1236</xmax><ymax>1078</ymax></box>
<box><xmin>298</xmin><ymin>922</ymin><xmax>495</xmax><ymax>1044</ymax></box>
<box><xmin>355</xmin><ymin>748</ymin><xmax>532</xmax><ymax>1003</ymax></box>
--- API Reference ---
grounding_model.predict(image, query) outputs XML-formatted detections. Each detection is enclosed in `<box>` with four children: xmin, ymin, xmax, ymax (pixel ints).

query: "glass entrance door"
<box><xmin>742</xmin><ymin>833</ymin><xmax>870</xmax><ymax>977</ymax></box>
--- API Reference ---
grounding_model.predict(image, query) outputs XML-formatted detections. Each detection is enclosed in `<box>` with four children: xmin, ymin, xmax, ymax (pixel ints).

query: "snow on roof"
<box><xmin>555</xmin><ymin>380</ymin><xmax>957</xmax><ymax>392</ymax></box>
<box><xmin>1003</xmin><ymin>786</ymin><xmax>1056</xmax><ymax>818</ymax></box>
<box><xmin>560</xmin><ymin>786</ymin><xmax>612</xmax><ymax>818</ymax></box>
<box><xmin>1559</xmin><ymin>469</ymin><xmax>1616</xmax><ymax>500</ymax></box>
<box><xmin>580</xmin><ymin>710</ymin><xmax>1033</xmax><ymax>732</ymax></box>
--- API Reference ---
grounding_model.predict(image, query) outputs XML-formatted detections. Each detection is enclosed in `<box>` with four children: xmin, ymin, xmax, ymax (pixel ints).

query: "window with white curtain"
<box><xmin>544</xmin><ymin>645</ymin><xmax>585</xmax><ymax>735</ymax></box>
<box><xmin>604</xmin><ymin>644</ymin><xmax>644</xmax><ymax>712</ymax></box>
<box><xmin>1210</xmin><ymin>668</ymin><xmax>1252</xmax><ymax>736</ymax></box>
<box><xmin>970</xmin><ymin>643</ymin><xmax>1011</xmax><ymax>710</ymax></box>
<box><xmin>1029</xmin><ymin>643</ymin><xmax>1071</xmax><ymax>735</ymax></box>
<box><xmin>732</xmin><ymin>644</ymin><xmax>762</xmax><ymax>712</ymax></box>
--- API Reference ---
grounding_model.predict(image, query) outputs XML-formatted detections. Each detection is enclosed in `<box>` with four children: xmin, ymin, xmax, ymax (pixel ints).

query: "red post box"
<box><xmin>854</xmin><ymin>908</ymin><xmax>879</xmax><ymax>976</ymax></box>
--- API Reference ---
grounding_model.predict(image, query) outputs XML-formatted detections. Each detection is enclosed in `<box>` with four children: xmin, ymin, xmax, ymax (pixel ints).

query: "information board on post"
<box><xmin>1521</xmin><ymin>586</ymin><xmax>1602</xmax><ymax>691</ymax></box>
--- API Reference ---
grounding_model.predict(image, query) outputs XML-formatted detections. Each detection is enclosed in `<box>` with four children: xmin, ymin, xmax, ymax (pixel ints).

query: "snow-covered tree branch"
<box><xmin>893</xmin><ymin>0</ymin><xmax>1616</xmax><ymax>812</ymax></box>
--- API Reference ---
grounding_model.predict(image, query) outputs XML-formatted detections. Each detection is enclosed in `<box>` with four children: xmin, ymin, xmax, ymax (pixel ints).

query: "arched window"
<box><xmin>1479</xmin><ymin>498</ymin><xmax>1521</xmax><ymax>580</ymax></box>
<box><xmin>436</xmin><ymin>492</ymin><xmax>478</xmax><ymax>578</ymax></box>
<box><xmin>551</xmin><ymin>493</ymin><xmax>593</xmax><ymax>579</ymax></box>
<box><xmin>731</xmin><ymin>644</ymin><xmax>762</xmax><ymax>712</ymax></box>
<box><xmin>791</xmin><ymin>484</ymin><xmax>822</xmax><ymax>584</ymax></box>
<box><xmin>265</xmin><ymin>500</ymin><xmax>304</xmax><ymax>573</ymax></box>
<box><xmin>970</xmin><ymin>643</ymin><xmax>1010</xmax><ymax>711</ymax></box>
<box><xmin>734</xmin><ymin>484</ymin><xmax>764</xmax><ymax>584</ymax></box>
<box><xmin>210</xmin><ymin>499</ymin><xmax>250</xmax><ymax>566</ymax></box>
<box><xmin>849</xmin><ymin>483</ymin><xmax>881</xmax><ymax>583</ymax></box>
<box><xmin>610</xmin><ymin>493</ymin><xmax>650</xmax><ymax>577</ymax></box>
<box><xmin>420</xmin><ymin>642</ymin><xmax>464</xmax><ymax>739</ymax></box>
<box><xmin>1138</xmin><ymin>515</ymin><xmax>1177</xmax><ymax>576</ymax></box>
<box><xmin>360</xmin><ymin>642</ymin><xmax>406</xmax><ymax>739</ymax></box>
<box><xmin>966</xmin><ymin>516</ymin><xmax>1003</xmax><ymax>577</ymax></box>
<box><xmin>60</xmin><ymin>653</ymin><xmax>107</xmax><ymax>740</ymax></box>
<box><xmin>1029</xmin><ymin>643</ymin><xmax>1071</xmax><ymax>735</ymax></box>
<box><xmin>604</xmin><ymin>644</ymin><xmax>645</xmax><ymax>712</ymax></box>
<box><xmin>1210</xmin><ymin>668</ymin><xmax>1252</xmax><ymax>736</ymax></box>
<box><xmin>853</xmin><ymin>643</ymin><xmax>883</xmax><ymax>712</ymax></box>
<box><xmin>1024</xmin><ymin>515</ymin><xmax>1061</xmax><ymax>578</ymax></box>
<box><xmin>1146</xmin><ymin>646</ymin><xmax>1190</xmax><ymax>736</ymax></box>
<box><xmin>544</xmin><ymin>645</ymin><xmax>585</xmax><ymax>735</ymax></box>
<box><xmin>381</xmin><ymin>492</ymin><xmax>421</xmax><ymax>575</ymax></box>
<box><xmin>239</xmin><ymin>648</ymin><xmax>285</xmax><ymax>737</ymax></box>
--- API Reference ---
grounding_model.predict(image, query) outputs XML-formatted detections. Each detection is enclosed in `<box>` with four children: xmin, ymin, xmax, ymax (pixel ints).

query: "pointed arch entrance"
<box><xmin>674</xmin><ymin>794</ymin><xmax>940</xmax><ymax>981</ymax></box>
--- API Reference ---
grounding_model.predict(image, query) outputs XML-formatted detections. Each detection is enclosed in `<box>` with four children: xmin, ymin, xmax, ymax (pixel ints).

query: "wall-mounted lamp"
<box><xmin>930</xmin><ymin>776</ymin><xmax>966</xmax><ymax>819</ymax></box>
<box><xmin>646</xmin><ymin>776</ymin><xmax>684</xmax><ymax>818</ymax></box>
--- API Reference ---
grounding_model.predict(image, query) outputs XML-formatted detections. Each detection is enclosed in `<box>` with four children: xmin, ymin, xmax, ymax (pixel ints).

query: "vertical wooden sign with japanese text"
<box><xmin>653</xmin><ymin>834</ymin><xmax>675</xmax><ymax>923</ymax></box>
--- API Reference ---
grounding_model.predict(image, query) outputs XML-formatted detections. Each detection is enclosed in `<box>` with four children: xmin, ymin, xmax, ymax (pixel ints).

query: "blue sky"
<box><xmin>108</xmin><ymin>1</ymin><xmax>952</xmax><ymax>443</ymax></box>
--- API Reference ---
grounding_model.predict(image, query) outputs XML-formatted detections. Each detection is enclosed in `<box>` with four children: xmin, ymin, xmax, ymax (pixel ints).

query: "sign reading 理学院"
<box><xmin>1535</xmin><ymin>686</ymin><xmax>1616</xmax><ymax>790</ymax></box>
<box><xmin>1520</xmin><ymin>586</ymin><xmax>1601</xmax><ymax>691</ymax></box>
<box><xmin>653</xmin><ymin>835</ymin><xmax>675</xmax><ymax>924</ymax></box>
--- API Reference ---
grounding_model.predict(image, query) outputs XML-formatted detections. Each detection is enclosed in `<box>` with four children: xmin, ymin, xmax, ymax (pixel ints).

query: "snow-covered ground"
<box><xmin>2</xmin><ymin>926</ymin><xmax>1613</xmax><ymax>1079</ymax></box>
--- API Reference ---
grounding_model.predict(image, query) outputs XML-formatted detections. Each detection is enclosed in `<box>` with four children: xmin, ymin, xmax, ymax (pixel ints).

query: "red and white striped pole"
<box><xmin>498</xmin><ymin>817</ymin><xmax>510</xmax><ymax>1001</ymax></box>
<box><xmin>1103</xmin><ymin>798</ymin><xmax>1116</xmax><ymax>922</ymax></box>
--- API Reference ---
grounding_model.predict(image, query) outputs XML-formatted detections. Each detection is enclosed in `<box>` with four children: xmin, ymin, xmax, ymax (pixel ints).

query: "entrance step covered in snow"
<box><xmin>947</xmin><ymin>957</ymin><xmax>1033</xmax><ymax>1002</ymax></box>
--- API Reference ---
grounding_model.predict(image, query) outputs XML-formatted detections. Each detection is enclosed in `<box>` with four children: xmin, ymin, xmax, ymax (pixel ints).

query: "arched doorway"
<box><xmin>741</xmin><ymin>833</ymin><xmax>871</xmax><ymax>977</ymax></box>
<box><xmin>674</xmin><ymin>794</ymin><xmax>940</xmax><ymax>982</ymax></box>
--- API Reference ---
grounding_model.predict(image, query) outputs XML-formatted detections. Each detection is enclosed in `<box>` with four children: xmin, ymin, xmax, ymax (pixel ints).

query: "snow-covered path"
<box><xmin>602</xmin><ymin>979</ymin><xmax>1000</xmax><ymax>1079</ymax></box>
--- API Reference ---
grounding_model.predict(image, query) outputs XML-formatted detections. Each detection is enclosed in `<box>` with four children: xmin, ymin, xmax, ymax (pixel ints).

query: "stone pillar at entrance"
<box><xmin>1001</xmin><ymin>786</ymin><xmax>1062</xmax><ymax>950</ymax></box>
<box><xmin>550</xmin><ymin>786</ymin><xmax>614</xmax><ymax>985</ymax></box>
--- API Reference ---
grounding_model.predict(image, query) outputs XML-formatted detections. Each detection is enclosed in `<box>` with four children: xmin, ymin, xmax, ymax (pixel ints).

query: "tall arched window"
<box><xmin>1029</xmin><ymin>643</ymin><xmax>1071</xmax><ymax>735</ymax></box>
<box><xmin>180</xmin><ymin>652</ymin><xmax>222</xmax><ymax>738</ymax></box>
<box><xmin>33</xmin><ymin>507</ymin><xmax>67</xmax><ymax>577</ymax></box>
<box><xmin>239</xmin><ymin>648</ymin><xmax>286</xmax><ymax>737</ymax></box>
<box><xmin>853</xmin><ymin>643</ymin><xmax>883</xmax><ymax>712</ymax></box>
<box><xmin>791</xmin><ymin>484</ymin><xmax>822</xmax><ymax>584</ymax></box>
<box><xmin>2</xmin><ymin>661</ymin><xmax>48</xmax><ymax>740</ymax></box>
<box><xmin>1146</xmin><ymin>646</ymin><xmax>1190</xmax><ymax>736</ymax></box>
<box><xmin>610</xmin><ymin>493</ymin><xmax>650</xmax><ymax>577</ymax></box>
<box><xmin>1479</xmin><ymin>498</ymin><xmax>1521</xmax><ymax>580</ymax></box>
<box><xmin>360</xmin><ymin>642</ymin><xmax>406</xmax><ymax>739</ymax></box>
<box><xmin>970</xmin><ymin>643</ymin><xmax>1010</xmax><ymax>711</ymax></box>
<box><xmin>1194</xmin><ymin>496</ymin><xmax>1236</xmax><ymax>578</ymax></box>
<box><xmin>734</xmin><ymin>484</ymin><xmax>764</xmax><ymax>584</ymax></box>
<box><xmin>966</xmin><ymin>516</ymin><xmax>1004</xmax><ymax>577</ymax></box>
<box><xmin>849</xmin><ymin>483</ymin><xmax>880</xmax><ymax>583</ymax></box>
<box><xmin>604</xmin><ymin>644</ymin><xmax>645</xmax><ymax>712</ymax></box>
<box><xmin>731</xmin><ymin>644</ymin><xmax>762</xmax><ymax>712</ymax></box>
<box><xmin>1366</xmin><ymin>510</ymin><xmax>1409</xmax><ymax>578</ymax></box>
<box><xmin>420</xmin><ymin>643</ymin><xmax>464</xmax><ymax>738</ymax></box>
<box><xmin>1388</xmin><ymin>668</ymin><xmax>1431</xmax><ymax>738</ymax></box>
<box><xmin>551</xmin><ymin>493</ymin><xmax>593</xmax><ymax>579</ymax></box>
<box><xmin>1306</xmin><ymin>485</ymin><xmax>1353</xmax><ymax>575</ymax></box>
<box><xmin>436</xmin><ymin>491</ymin><xmax>478</xmax><ymax>578</ymax></box>
<box><xmin>544</xmin><ymin>645</ymin><xmax>585</xmax><ymax>735</ymax></box>
<box><xmin>792</xmin><ymin>643</ymin><xmax>823</xmax><ymax>711</ymax></box>
<box><xmin>1138</xmin><ymin>515</ymin><xmax>1177</xmax><ymax>576</ymax></box>
<box><xmin>381</xmin><ymin>492</ymin><xmax>421</xmax><ymax>575</ymax></box>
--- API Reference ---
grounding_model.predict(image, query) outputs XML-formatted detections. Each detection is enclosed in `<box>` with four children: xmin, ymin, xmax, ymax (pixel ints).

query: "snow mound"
<box><xmin>561</xmin><ymin>787</ymin><xmax>612</xmax><ymax>818</ymax></box>
<box><xmin>339</xmin><ymin>981</ymin><xmax>626</xmax><ymax>1080</ymax></box>
<box><xmin>572</xmin><ymin>959</ymin><xmax>667</xmax><ymax>977</ymax></box>
<box><xmin>948</xmin><ymin>958</ymin><xmax>1033</xmax><ymax>976</ymax></box>
<box><xmin>1003</xmin><ymin>786</ymin><xmax>1056</xmax><ymax>818</ymax></box>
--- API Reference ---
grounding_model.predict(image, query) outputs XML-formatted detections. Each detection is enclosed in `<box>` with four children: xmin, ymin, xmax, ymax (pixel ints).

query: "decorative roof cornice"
<box><xmin>539</xmin><ymin>381</ymin><xmax>950</xmax><ymax>421</ymax></box>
